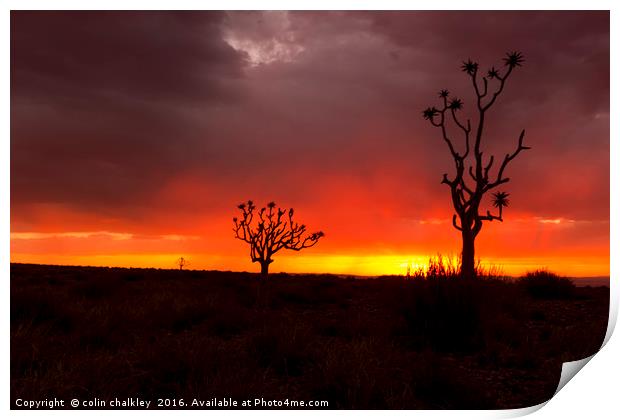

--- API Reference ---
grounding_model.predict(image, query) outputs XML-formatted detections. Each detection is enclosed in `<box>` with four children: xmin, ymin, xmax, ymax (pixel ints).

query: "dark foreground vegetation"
<box><xmin>11</xmin><ymin>263</ymin><xmax>608</xmax><ymax>409</ymax></box>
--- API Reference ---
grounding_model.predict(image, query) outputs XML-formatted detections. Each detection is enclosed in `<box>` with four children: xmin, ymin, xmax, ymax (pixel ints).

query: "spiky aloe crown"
<box><xmin>492</xmin><ymin>191</ymin><xmax>510</xmax><ymax>208</ymax></box>
<box><xmin>503</xmin><ymin>51</ymin><xmax>524</xmax><ymax>68</ymax></box>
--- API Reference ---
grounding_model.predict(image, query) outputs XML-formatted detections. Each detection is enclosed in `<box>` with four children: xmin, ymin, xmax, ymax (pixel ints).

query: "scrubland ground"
<box><xmin>11</xmin><ymin>263</ymin><xmax>609</xmax><ymax>409</ymax></box>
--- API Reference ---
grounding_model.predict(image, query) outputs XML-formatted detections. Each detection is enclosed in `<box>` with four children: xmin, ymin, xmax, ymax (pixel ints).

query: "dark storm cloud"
<box><xmin>10</xmin><ymin>11</ymin><xmax>609</xmax><ymax>232</ymax></box>
<box><xmin>11</xmin><ymin>11</ymin><xmax>246</xmax><ymax>217</ymax></box>
<box><xmin>11</xmin><ymin>11</ymin><xmax>244</xmax><ymax>103</ymax></box>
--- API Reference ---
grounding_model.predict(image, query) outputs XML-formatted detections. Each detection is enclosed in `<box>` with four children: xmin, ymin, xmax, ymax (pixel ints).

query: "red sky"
<box><xmin>10</xmin><ymin>11</ymin><xmax>609</xmax><ymax>276</ymax></box>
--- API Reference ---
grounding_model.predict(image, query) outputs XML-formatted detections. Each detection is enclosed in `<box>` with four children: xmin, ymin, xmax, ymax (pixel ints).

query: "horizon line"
<box><xmin>9</xmin><ymin>261</ymin><xmax>611</xmax><ymax>280</ymax></box>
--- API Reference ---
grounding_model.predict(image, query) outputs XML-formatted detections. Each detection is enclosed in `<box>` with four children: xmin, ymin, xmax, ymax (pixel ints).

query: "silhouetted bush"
<box><xmin>396</xmin><ymin>256</ymin><xmax>499</xmax><ymax>353</ymax></box>
<box><xmin>517</xmin><ymin>270</ymin><xmax>576</xmax><ymax>299</ymax></box>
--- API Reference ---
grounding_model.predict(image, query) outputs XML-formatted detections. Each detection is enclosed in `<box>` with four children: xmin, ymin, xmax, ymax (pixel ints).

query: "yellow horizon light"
<box><xmin>10</xmin><ymin>252</ymin><xmax>609</xmax><ymax>278</ymax></box>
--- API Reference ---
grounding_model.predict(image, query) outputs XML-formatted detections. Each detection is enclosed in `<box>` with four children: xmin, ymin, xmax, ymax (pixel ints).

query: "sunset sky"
<box><xmin>10</xmin><ymin>11</ymin><xmax>609</xmax><ymax>276</ymax></box>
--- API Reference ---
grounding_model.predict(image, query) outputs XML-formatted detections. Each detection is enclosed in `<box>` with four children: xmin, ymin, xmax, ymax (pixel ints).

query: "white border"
<box><xmin>3</xmin><ymin>2</ymin><xmax>617</xmax><ymax>419</ymax></box>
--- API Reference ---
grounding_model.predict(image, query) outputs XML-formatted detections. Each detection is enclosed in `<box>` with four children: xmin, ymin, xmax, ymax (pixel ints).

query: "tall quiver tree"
<box><xmin>233</xmin><ymin>200</ymin><xmax>324</xmax><ymax>280</ymax></box>
<box><xmin>422</xmin><ymin>51</ymin><xmax>531</xmax><ymax>279</ymax></box>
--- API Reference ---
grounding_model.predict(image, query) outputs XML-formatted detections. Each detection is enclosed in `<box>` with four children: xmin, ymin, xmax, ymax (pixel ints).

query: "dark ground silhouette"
<box><xmin>11</xmin><ymin>263</ymin><xmax>608</xmax><ymax>409</ymax></box>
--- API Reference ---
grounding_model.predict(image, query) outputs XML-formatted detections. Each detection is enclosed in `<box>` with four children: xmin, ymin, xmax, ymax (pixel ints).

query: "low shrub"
<box><xmin>517</xmin><ymin>269</ymin><xmax>575</xmax><ymax>299</ymax></box>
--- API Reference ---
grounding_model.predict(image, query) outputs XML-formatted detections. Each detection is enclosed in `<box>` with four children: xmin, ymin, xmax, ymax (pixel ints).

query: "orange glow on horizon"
<box><xmin>10</xmin><ymin>207</ymin><xmax>610</xmax><ymax>278</ymax></box>
<box><xmin>10</xmin><ymin>204</ymin><xmax>609</xmax><ymax>278</ymax></box>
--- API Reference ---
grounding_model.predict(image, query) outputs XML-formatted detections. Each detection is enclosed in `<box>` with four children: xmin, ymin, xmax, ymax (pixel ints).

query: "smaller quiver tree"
<box><xmin>233</xmin><ymin>200</ymin><xmax>324</xmax><ymax>280</ymax></box>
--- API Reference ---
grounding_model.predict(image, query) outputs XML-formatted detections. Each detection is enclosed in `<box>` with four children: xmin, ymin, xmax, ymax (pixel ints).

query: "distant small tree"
<box><xmin>233</xmin><ymin>200</ymin><xmax>324</xmax><ymax>280</ymax></box>
<box><xmin>176</xmin><ymin>257</ymin><xmax>187</xmax><ymax>270</ymax></box>
<box><xmin>422</xmin><ymin>51</ymin><xmax>531</xmax><ymax>279</ymax></box>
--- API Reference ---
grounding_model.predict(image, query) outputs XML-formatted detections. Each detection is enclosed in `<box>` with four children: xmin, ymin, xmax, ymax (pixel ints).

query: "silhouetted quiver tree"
<box><xmin>422</xmin><ymin>52</ymin><xmax>531</xmax><ymax>279</ymax></box>
<box><xmin>233</xmin><ymin>200</ymin><xmax>324</xmax><ymax>280</ymax></box>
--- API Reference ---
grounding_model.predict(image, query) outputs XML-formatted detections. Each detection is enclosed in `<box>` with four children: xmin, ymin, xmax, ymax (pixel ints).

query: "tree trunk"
<box><xmin>260</xmin><ymin>261</ymin><xmax>270</xmax><ymax>281</ymax></box>
<box><xmin>461</xmin><ymin>229</ymin><xmax>476</xmax><ymax>279</ymax></box>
